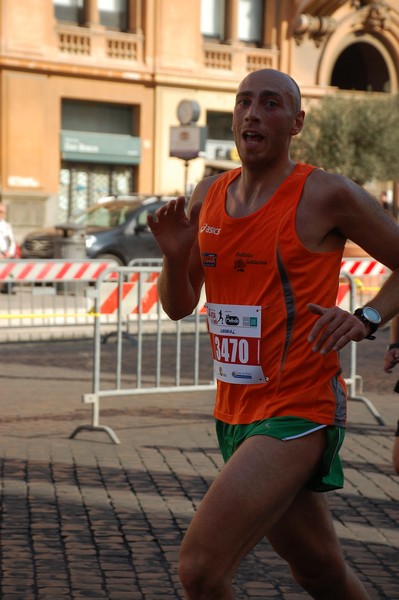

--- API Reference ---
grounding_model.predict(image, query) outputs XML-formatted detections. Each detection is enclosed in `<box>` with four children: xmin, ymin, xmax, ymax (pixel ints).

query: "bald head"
<box><xmin>237</xmin><ymin>69</ymin><xmax>302</xmax><ymax>114</ymax></box>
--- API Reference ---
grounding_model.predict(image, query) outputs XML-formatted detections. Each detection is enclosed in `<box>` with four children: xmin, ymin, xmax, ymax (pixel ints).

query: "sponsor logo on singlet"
<box><xmin>234</xmin><ymin>251</ymin><xmax>267</xmax><ymax>272</ymax></box>
<box><xmin>200</xmin><ymin>223</ymin><xmax>221</xmax><ymax>235</ymax></box>
<box><xmin>202</xmin><ymin>252</ymin><xmax>217</xmax><ymax>267</ymax></box>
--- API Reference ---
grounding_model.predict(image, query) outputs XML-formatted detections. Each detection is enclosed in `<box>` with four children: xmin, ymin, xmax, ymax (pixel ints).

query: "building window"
<box><xmin>205</xmin><ymin>111</ymin><xmax>236</xmax><ymax>160</ymax></box>
<box><xmin>54</xmin><ymin>0</ymin><xmax>84</xmax><ymax>24</ymax></box>
<box><xmin>99</xmin><ymin>0</ymin><xmax>128</xmax><ymax>31</ymax></box>
<box><xmin>58</xmin><ymin>164</ymin><xmax>134</xmax><ymax>221</ymax></box>
<box><xmin>238</xmin><ymin>0</ymin><xmax>263</xmax><ymax>44</ymax></box>
<box><xmin>207</xmin><ymin>111</ymin><xmax>233</xmax><ymax>141</ymax></box>
<box><xmin>201</xmin><ymin>0</ymin><xmax>225</xmax><ymax>40</ymax></box>
<box><xmin>59</xmin><ymin>100</ymin><xmax>136</xmax><ymax>219</ymax></box>
<box><xmin>62</xmin><ymin>100</ymin><xmax>134</xmax><ymax>134</ymax></box>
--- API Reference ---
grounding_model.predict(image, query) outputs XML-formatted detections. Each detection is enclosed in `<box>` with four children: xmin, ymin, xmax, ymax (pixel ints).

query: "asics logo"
<box><xmin>200</xmin><ymin>223</ymin><xmax>221</xmax><ymax>235</ymax></box>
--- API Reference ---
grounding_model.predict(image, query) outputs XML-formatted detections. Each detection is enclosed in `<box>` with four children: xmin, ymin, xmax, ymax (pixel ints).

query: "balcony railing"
<box><xmin>57</xmin><ymin>25</ymin><xmax>144</xmax><ymax>64</ymax></box>
<box><xmin>56</xmin><ymin>27</ymin><xmax>277</xmax><ymax>78</ymax></box>
<box><xmin>203</xmin><ymin>42</ymin><xmax>278</xmax><ymax>74</ymax></box>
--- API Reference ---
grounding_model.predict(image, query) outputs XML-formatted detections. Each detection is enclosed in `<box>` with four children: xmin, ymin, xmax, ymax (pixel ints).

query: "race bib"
<box><xmin>206</xmin><ymin>303</ymin><xmax>268</xmax><ymax>384</ymax></box>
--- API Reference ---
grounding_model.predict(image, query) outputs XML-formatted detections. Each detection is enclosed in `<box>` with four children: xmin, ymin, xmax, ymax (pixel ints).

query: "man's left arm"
<box><xmin>308</xmin><ymin>173</ymin><xmax>399</xmax><ymax>354</ymax></box>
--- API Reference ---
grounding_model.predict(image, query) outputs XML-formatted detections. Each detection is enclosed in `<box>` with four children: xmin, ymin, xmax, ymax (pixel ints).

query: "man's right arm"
<box><xmin>156</xmin><ymin>237</ymin><xmax>204</xmax><ymax>320</ymax></box>
<box><xmin>148</xmin><ymin>178</ymin><xmax>215</xmax><ymax>320</ymax></box>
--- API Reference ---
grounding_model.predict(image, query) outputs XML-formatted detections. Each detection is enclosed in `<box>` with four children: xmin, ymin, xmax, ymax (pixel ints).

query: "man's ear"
<box><xmin>291</xmin><ymin>110</ymin><xmax>305</xmax><ymax>136</ymax></box>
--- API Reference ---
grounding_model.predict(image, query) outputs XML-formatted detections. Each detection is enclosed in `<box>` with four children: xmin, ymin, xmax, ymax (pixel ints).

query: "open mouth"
<box><xmin>242</xmin><ymin>131</ymin><xmax>264</xmax><ymax>145</ymax></box>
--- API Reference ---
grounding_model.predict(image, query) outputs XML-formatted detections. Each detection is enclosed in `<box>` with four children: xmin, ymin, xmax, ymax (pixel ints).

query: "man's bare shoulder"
<box><xmin>195</xmin><ymin>172</ymin><xmax>225</xmax><ymax>196</ymax></box>
<box><xmin>304</xmin><ymin>167</ymin><xmax>379</xmax><ymax>215</ymax></box>
<box><xmin>303</xmin><ymin>167</ymin><xmax>399</xmax><ymax>268</ymax></box>
<box><xmin>306</xmin><ymin>168</ymin><xmax>359</xmax><ymax>200</ymax></box>
<box><xmin>189</xmin><ymin>172</ymin><xmax>228</xmax><ymax>209</ymax></box>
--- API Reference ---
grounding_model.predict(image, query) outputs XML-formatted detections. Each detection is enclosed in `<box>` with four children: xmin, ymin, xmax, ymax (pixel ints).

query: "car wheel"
<box><xmin>96</xmin><ymin>253</ymin><xmax>124</xmax><ymax>266</ymax></box>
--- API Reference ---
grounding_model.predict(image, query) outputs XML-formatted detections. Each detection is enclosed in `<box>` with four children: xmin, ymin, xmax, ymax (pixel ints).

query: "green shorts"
<box><xmin>215</xmin><ymin>416</ymin><xmax>345</xmax><ymax>493</ymax></box>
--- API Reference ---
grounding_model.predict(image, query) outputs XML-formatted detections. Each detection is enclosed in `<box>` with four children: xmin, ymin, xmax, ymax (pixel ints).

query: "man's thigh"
<box><xmin>180</xmin><ymin>430</ymin><xmax>327</xmax><ymax>574</ymax></box>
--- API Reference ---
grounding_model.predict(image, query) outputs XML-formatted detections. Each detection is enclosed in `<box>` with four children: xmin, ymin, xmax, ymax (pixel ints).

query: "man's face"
<box><xmin>232</xmin><ymin>70</ymin><xmax>304</xmax><ymax>167</ymax></box>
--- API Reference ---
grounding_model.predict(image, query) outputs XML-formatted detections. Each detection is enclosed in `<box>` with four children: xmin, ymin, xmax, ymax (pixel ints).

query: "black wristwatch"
<box><xmin>354</xmin><ymin>307</ymin><xmax>381</xmax><ymax>340</ymax></box>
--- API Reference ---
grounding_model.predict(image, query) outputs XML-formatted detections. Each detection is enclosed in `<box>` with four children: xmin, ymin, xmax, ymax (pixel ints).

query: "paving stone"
<box><xmin>0</xmin><ymin>338</ymin><xmax>398</xmax><ymax>599</ymax></box>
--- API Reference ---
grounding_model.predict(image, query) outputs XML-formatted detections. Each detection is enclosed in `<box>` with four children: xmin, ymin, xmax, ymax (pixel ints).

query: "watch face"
<box><xmin>363</xmin><ymin>307</ymin><xmax>381</xmax><ymax>324</ymax></box>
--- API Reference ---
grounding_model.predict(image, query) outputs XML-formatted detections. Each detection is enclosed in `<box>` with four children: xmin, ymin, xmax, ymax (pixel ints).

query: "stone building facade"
<box><xmin>0</xmin><ymin>0</ymin><xmax>398</xmax><ymax>241</ymax></box>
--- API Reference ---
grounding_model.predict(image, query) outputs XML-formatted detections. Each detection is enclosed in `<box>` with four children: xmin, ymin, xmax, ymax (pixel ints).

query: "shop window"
<box><xmin>54</xmin><ymin>0</ymin><xmax>84</xmax><ymax>24</ymax></box>
<box><xmin>201</xmin><ymin>0</ymin><xmax>225</xmax><ymax>40</ymax></box>
<box><xmin>59</xmin><ymin>101</ymin><xmax>137</xmax><ymax>219</ymax></box>
<box><xmin>58</xmin><ymin>165</ymin><xmax>134</xmax><ymax>221</ymax></box>
<box><xmin>238</xmin><ymin>0</ymin><xmax>263</xmax><ymax>44</ymax></box>
<box><xmin>99</xmin><ymin>0</ymin><xmax>128</xmax><ymax>31</ymax></box>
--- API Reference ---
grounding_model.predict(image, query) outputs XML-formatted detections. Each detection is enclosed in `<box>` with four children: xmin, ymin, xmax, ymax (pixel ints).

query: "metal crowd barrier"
<box><xmin>69</xmin><ymin>264</ymin><xmax>214</xmax><ymax>444</ymax></box>
<box><xmin>68</xmin><ymin>265</ymin><xmax>385</xmax><ymax>444</ymax></box>
<box><xmin>0</xmin><ymin>258</ymin><xmax>124</xmax><ymax>341</ymax></box>
<box><xmin>339</xmin><ymin>272</ymin><xmax>384</xmax><ymax>426</ymax></box>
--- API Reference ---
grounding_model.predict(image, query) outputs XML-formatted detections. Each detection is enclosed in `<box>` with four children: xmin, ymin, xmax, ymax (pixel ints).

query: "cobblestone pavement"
<box><xmin>0</xmin><ymin>334</ymin><xmax>398</xmax><ymax>599</ymax></box>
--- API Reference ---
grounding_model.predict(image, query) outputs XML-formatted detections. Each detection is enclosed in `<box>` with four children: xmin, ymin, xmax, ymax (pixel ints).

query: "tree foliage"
<box><xmin>291</xmin><ymin>94</ymin><xmax>399</xmax><ymax>185</ymax></box>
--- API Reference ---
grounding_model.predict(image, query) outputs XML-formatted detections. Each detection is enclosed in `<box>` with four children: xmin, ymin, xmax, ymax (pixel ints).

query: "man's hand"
<box><xmin>147</xmin><ymin>197</ymin><xmax>201</xmax><ymax>261</ymax></box>
<box><xmin>384</xmin><ymin>347</ymin><xmax>399</xmax><ymax>373</ymax></box>
<box><xmin>307</xmin><ymin>303</ymin><xmax>367</xmax><ymax>354</ymax></box>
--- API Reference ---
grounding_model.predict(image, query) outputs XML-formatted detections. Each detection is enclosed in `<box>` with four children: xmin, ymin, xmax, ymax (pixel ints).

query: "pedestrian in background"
<box><xmin>148</xmin><ymin>68</ymin><xmax>399</xmax><ymax>599</ymax></box>
<box><xmin>383</xmin><ymin>314</ymin><xmax>399</xmax><ymax>474</ymax></box>
<box><xmin>0</xmin><ymin>202</ymin><xmax>16</xmax><ymax>259</ymax></box>
<box><xmin>0</xmin><ymin>202</ymin><xmax>17</xmax><ymax>294</ymax></box>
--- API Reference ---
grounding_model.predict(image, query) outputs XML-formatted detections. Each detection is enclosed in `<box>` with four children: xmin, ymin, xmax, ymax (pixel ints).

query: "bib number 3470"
<box><xmin>213</xmin><ymin>336</ymin><xmax>249</xmax><ymax>364</ymax></box>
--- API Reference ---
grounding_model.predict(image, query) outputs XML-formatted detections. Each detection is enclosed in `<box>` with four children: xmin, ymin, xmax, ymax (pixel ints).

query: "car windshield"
<box><xmin>72</xmin><ymin>200</ymin><xmax>143</xmax><ymax>228</ymax></box>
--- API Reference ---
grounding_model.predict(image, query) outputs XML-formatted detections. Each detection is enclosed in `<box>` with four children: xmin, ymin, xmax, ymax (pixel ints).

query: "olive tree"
<box><xmin>291</xmin><ymin>93</ymin><xmax>399</xmax><ymax>187</ymax></box>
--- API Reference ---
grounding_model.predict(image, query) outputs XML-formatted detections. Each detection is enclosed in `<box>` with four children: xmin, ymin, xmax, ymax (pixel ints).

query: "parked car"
<box><xmin>21</xmin><ymin>194</ymin><xmax>177</xmax><ymax>265</ymax></box>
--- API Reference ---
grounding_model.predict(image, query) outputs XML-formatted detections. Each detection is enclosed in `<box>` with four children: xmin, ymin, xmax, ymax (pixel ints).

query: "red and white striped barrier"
<box><xmin>97</xmin><ymin>260</ymin><xmax>387</xmax><ymax>317</ymax></box>
<box><xmin>340</xmin><ymin>258</ymin><xmax>387</xmax><ymax>276</ymax></box>
<box><xmin>0</xmin><ymin>258</ymin><xmax>388</xmax><ymax>320</ymax></box>
<box><xmin>0</xmin><ymin>258</ymin><xmax>386</xmax><ymax>285</ymax></box>
<box><xmin>338</xmin><ymin>259</ymin><xmax>387</xmax><ymax>310</ymax></box>
<box><xmin>97</xmin><ymin>271</ymin><xmax>208</xmax><ymax>316</ymax></box>
<box><xmin>98</xmin><ymin>272</ymin><xmax>160</xmax><ymax>315</ymax></box>
<box><xmin>0</xmin><ymin>259</ymin><xmax>117</xmax><ymax>282</ymax></box>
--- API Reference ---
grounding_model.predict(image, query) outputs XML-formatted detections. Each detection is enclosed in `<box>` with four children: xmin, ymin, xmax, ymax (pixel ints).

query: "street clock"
<box><xmin>177</xmin><ymin>99</ymin><xmax>200</xmax><ymax>125</ymax></box>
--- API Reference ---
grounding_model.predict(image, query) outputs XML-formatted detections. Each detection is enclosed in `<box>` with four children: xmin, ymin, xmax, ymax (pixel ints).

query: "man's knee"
<box><xmin>290</xmin><ymin>546</ymin><xmax>348</xmax><ymax>594</ymax></box>
<box><xmin>178</xmin><ymin>546</ymin><xmax>231</xmax><ymax>599</ymax></box>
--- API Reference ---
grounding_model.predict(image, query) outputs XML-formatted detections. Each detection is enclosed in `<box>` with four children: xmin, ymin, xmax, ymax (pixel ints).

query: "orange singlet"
<box><xmin>199</xmin><ymin>163</ymin><xmax>347</xmax><ymax>427</ymax></box>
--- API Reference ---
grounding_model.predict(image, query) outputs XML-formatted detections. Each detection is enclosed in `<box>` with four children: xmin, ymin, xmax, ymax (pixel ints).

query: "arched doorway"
<box><xmin>331</xmin><ymin>41</ymin><xmax>390</xmax><ymax>92</ymax></box>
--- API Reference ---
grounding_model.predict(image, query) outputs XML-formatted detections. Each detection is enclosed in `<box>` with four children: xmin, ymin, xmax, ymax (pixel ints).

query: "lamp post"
<box><xmin>169</xmin><ymin>100</ymin><xmax>207</xmax><ymax>195</ymax></box>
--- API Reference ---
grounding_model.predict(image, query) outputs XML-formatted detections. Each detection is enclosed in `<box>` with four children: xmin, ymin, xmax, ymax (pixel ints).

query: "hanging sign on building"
<box><xmin>169</xmin><ymin>125</ymin><xmax>208</xmax><ymax>160</ymax></box>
